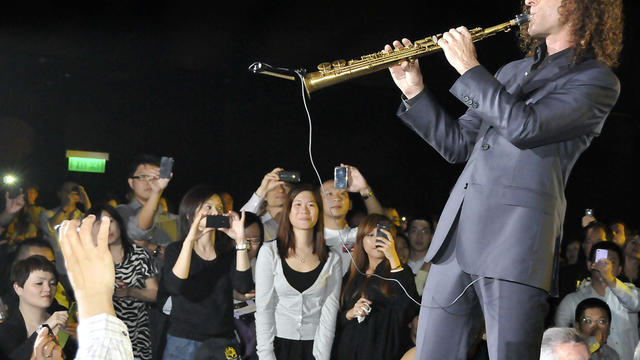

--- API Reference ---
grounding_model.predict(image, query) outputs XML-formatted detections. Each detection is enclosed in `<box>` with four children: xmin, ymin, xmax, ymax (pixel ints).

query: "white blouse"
<box><xmin>255</xmin><ymin>241</ymin><xmax>342</xmax><ymax>360</ymax></box>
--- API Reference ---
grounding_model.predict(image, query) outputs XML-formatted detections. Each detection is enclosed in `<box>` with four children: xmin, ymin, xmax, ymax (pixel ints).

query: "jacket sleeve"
<box><xmin>254</xmin><ymin>244</ymin><xmax>277</xmax><ymax>360</ymax></box>
<box><xmin>450</xmin><ymin>64</ymin><xmax>620</xmax><ymax>149</ymax></box>
<box><xmin>609</xmin><ymin>280</ymin><xmax>640</xmax><ymax>312</ymax></box>
<box><xmin>397</xmin><ymin>89</ymin><xmax>483</xmax><ymax>164</ymax></box>
<box><xmin>313</xmin><ymin>254</ymin><xmax>342</xmax><ymax>360</ymax></box>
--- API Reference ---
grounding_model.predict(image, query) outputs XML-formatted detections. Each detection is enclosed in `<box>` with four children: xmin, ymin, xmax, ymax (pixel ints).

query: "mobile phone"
<box><xmin>334</xmin><ymin>166</ymin><xmax>348</xmax><ymax>189</ymax></box>
<box><xmin>376</xmin><ymin>222</ymin><xmax>391</xmax><ymax>245</ymax></box>
<box><xmin>595</xmin><ymin>249</ymin><xmax>608</xmax><ymax>263</ymax></box>
<box><xmin>159</xmin><ymin>156</ymin><xmax>174</xmax><ymax>179</ymax></box>
<box><xmin>68</xmin><ymin>302</ymin><xmax>78</xmax><ymax>324</ymax></box>
<box><xmin>7</xmin><ymin>187</ymin><xmax>22</xmax><ymax>199</ymax></box>
<box><xmin>206</xmin><ymin>215</ymin><xmax>230</xmax><ymax>229</ymax></box>
<box><xmin>278</xmin><ymin>171</ymin><xmax>301</xmax><ymax>183</ymax></box>
<box><xmin>585</xmin><ymin>208</ymin><xmax>594</xmax><ymax>216</ymax></box>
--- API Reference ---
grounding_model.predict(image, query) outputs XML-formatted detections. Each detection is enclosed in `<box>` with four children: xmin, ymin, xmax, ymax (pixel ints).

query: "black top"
<box><xmin>333</xmin><ymin>265</ymin><xmax>419</xmax><ymax>360</ymax></box>
<box><xmin>162</xmin><ymin>242</ymin><xmax>253</xmax><ymax>341</ymax></box>
<box><xmin>281</xmin><ymin>259</ymin><xmax>326</xmax><ymax>293</ymax></box>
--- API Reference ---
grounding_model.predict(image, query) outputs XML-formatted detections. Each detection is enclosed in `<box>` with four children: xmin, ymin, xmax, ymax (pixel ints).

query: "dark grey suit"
<box><xmin>398</xmin><ymin>45</ymin><xmax>620</xmax><ymax>359</ymax></box>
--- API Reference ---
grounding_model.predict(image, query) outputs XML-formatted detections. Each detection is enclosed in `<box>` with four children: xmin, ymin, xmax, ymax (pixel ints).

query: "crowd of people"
<box><xmin>0</xmin><ymin>0</ymin><xmax>629</xmax><ymax>357</ymax></box>
<box><xmin>0</xmin><ymin>155</ymin><xmax>638</xmax><ymax>360</ymax></box>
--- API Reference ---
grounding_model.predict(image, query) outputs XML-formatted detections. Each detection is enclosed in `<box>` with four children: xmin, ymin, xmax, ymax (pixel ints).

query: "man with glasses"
<box><xmin>574</xmin><ymin>298</ymin><xmax>619</xmax><ymax>359</ymax></box>
<box><xmin>116</xmin><ymin>154</ymin><xmax>175</xmax><ymax>262</ymax></box>
<box><xmin>555</xmin><ymin>242</ymin><xmax>639</xmax><ymax>360</ymax></box>
<box><xmin>405</xmin><ymin>217</ymin><xmax>433</xmax><ymax>275</ymax></box>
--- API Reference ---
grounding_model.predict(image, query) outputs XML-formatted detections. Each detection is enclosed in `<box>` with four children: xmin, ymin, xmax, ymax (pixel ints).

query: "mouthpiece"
<box><xmin>514</xmin><ymin>13</ymin><xmax>533</xmax><ymax>25</ymax></box>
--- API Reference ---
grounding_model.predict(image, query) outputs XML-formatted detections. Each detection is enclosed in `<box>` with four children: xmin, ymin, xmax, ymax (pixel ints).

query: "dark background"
<box><xmin>1</xmin><ymin>1</ymin><xmax>638</xmax><ymax>242</ymax></box>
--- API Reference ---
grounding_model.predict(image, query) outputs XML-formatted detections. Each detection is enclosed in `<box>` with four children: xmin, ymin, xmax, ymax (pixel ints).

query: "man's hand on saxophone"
<box><xmin>387</xmin><ymin>26</ymin><xmax>481</xmax><ymax>99</ymax></box>
<box><xmin>386</xmin><ymin>38</ymin><xmax>424</xmax><ymax>100</ymax></box>
<box><xmin>437</xmin><ymin>26</ymin><xmax>481</xmax><ymax>75</ymax></box>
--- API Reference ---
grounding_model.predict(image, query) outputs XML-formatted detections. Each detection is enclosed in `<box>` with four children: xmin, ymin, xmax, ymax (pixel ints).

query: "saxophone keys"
<box><xmin>318</xmin><ymin>62</ymin><xmax>332</xmax><ymax>73</ymax></box>
<box><xmin>332</xmin><ymin>60</ymin><xmax>347</xmax><ymax>69</ymax></box>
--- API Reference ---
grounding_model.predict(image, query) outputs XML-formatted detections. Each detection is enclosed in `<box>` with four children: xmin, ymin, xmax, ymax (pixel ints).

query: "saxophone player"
<box><xmin>387</xmin><ymin>0</ymin><xmax>624</xmax><ymax>359</ymax></box>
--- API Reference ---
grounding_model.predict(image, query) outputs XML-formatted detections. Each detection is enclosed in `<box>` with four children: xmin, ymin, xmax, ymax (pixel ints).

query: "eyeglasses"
<box><xmin>580</xmin><ymin>317</ymin><xmax>609</xmax><ymax>325</ymax></box>
<box><xmin>131</xmin><ymin>175</ymin><xmax>158</xmax><ymax>182</ymax></box>
<box><xmin>246</xmin><ymin>237</ymin><xmax>262</xmax><ymax>245</ymax></box>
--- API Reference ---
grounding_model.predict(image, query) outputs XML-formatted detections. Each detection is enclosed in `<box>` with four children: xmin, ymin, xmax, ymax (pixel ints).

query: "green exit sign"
<box><xmin>66</xmin><ymin>150</ymin><xmax>109</xmax><ymax>174</ymax></box>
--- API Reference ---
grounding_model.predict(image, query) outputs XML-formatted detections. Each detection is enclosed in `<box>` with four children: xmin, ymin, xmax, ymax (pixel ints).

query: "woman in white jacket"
<box><xmin>255</xmin><ymin>184</ymin><xmax>341</xmax><ymax>360</ymax></box>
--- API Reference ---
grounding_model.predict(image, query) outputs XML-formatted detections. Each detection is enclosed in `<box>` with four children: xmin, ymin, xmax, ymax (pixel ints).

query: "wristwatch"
<box><xmin>235</xmin><ymin>243</ymin><xmax>249</xmax><ymax>251</ymax></box>
<box><xmin>360</xmin><ymin>188</ymin><xmax>374</xmax><ymax>200</ymax></box>
<box><xmin>152</xmin><ymin>246</ymin><xmax>162</xmax><ymax>257</ymax></box>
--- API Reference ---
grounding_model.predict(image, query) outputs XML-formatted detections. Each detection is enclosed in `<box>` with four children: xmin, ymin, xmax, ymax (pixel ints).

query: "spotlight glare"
<box><xmin>2</xmin><ymin>174</ymin><xmax>17</xmax><ymax>185</ymax></box>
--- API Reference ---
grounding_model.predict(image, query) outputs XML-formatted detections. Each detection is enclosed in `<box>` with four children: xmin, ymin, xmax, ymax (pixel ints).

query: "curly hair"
<box><xmin>519</xmin><ymin>0</ymin><xmax>624</xmax><ymax>68</ymax></box>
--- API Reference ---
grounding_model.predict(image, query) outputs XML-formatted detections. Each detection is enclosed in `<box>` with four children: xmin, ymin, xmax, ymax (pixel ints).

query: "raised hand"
<box><xmin>219</xmin><ymin>211</ymin><xmax>247</xmax><ymax>245</ymax></box>
<box><xmin>59</xmin><ymin>215</ymin><xmax>116</xmax><ymax>320</ymax></box>
<box><xmin>256</xmin><ymin>168</ymin><xmax>286</xmax><ymax>198</ymax></box>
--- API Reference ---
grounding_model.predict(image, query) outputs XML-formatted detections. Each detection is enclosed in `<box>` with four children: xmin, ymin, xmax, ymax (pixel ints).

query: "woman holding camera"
<box><xmin>162</xmin><ymin>185</ymin><xmax>252</xmax><ymax>360</ymax></box>
<box><xmin>333</xmin><ymin>214</ymin><xmax>419</xmax><ymax>360</ymax></box>
<box><xmin>255</xmin><ymin>185</ymin><xmax>342</xmax><ymax>360</ymax></box>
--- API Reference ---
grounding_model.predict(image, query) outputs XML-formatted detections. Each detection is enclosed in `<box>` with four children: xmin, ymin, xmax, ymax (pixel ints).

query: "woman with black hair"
<box><xmin>255</xmin><ymin>184</ymin><xmax>342</xmax><ymax>360</ymax></box>
<box><xmin>333</xmin><ymin>213</ymin><xmax>419</xmax><ymax>360</ymax></box>
<box><xmin>87</xmin><ymin>204</ymin><xmax>158</xmax><ymax>360</ymax></box>
<box><xmin>162</xmin><ymin>185</ymin><xmax>252</xmax><ymax>359</ymax></box>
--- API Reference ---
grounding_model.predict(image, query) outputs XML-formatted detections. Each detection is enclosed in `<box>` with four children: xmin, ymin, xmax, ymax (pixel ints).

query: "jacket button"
<box><xmin>481</xmin><ymin>143</ymin><xmax>490</xmax><ymax>150</ymax></box>
<box><xmin>464</xmin><ymin>183</ymin><xmax>468</xmax><ymax>189</ymax></box>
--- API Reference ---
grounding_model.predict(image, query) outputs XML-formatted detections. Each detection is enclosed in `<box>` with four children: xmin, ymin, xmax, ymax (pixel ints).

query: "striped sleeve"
<box><xmin>75</xmin><ymin>313</ymin><xmax>134</xmax><ymax>360</ymax></box>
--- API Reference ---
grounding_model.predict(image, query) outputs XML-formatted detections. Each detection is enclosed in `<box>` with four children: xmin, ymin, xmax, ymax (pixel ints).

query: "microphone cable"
<box><xmin>292</xmin><ymin>69</ymin><xmax>484</xmax><ymax>309</ymax></box>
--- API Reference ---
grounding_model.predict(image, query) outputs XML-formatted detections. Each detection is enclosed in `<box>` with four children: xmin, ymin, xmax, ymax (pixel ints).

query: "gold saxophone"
<box><xmin>301</xmin><ymin>13</ymin><xmax>532</xmax><ymax>97</ymax></box>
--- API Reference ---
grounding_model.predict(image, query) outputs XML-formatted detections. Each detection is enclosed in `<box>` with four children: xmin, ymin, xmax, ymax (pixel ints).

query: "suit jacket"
<box><xmin>397</xmin><ymin>46</ymin><xmax>620</xmax><ymax>294</ymax></box>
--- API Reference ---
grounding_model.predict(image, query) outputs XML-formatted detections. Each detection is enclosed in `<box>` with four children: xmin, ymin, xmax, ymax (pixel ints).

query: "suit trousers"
<box><xmin>415</xmin><ymin>214</ymin><xmax>549</xmax><ymax>360</ymax></box>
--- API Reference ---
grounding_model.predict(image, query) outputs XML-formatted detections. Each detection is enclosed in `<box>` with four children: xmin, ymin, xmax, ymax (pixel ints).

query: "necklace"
<box><xmin>297</xmin><ymin>255</ymin><xmax>306</xmax><ymax>263</ymax></box>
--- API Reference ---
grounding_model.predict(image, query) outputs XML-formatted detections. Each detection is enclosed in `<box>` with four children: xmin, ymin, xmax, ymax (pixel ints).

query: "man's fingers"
<box><xmin>78</xmin><ymin>215</ymin><xmax>96</xmax><ymax>248</ymax></box>
<box><xmin>401</xmin><ymin>38</ymin><xmax>413</xmax><ymax>47</ymax></box>
<box><xmin>96</xmin><ymin>216</ymin><xmax>111</xmax><ymax>252</ymax></box>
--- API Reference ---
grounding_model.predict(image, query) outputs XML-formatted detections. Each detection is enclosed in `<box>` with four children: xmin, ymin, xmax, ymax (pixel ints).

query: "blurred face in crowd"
<box><xmin>362</xmin><ymin>227</ymin><xmax>386</xmax><ymax>260</ymax></box>
<box><xmin>395</xmin><ymin>233</ymin><xmax>410</xmax><ymax>264</ymax></box>
<box><xmin>610</xmin><ymin>222</ymin><xmax>626</xmax><ymax>248</ymax></box>
<box><xmin>91</xmin><ymin>210</ymin><xmax>122</xmax><ymax>247</ymax></box>
<box><xmin>14</xmin><ymin>270</ymin><xmax>57</xmax><ymax>310</ymax></box>
<box><xmin>385</xmin><ymin>208</ymin><xmax>401</xmax><ymax>228</ymax></box>
<box><xmin>289</xmin><ymin>191</ymin><xmax>319</xmax><ymax>231</ymax></box>
<box><xmin>265</xmin><ymin>184</ymin><xmax>291</xmax><ymax>210</ymax></box>
<box><xmin>408</xmin><ymin>219</ymin><xmax>432</xmax><ymax>253</ymax></box>
<box><xmin>20</xmin><ymin>247</ymin><xmax>55</xmax><ymax>264</ymax></box>
<box><xmin>624</xmin><ymin>235</ymin><xmax>640</xmax><ymax>260</ymax></box>
<box><xmin>565</xmin><ymin>240</ymin><xmax>580</xmax><ymax>266</ymax></box>
<box><xmin>577</xmin><ymin>307</ymin><xmax>611</xmax><ymax>344</ymax></box>
<box><xmin>26</xmin><ymin>187</ymin><xmax>38</xmax><ymax>205</ymax></box>
<box><xmin>128</xmin><ymin>164</ymin><xmax>159</xmax><ymax>202</ymax></box>
<box><xmin>583</xmin><ymin>227</ymin><xmax>606</xmax><ymax>259</ymax></box>
<box><xmin>222</xmin><ymin>193</ymin><xmax>234</xmax><ymax>213</ymax></box>
<box><xmin>196</xmin><ymin>195</ymin><xmax>224</xmax><ymax>233</ymax></box>
<box><xmin>245</xmin><ymin>223</ymin><xmax>262</xmax><ymax>259</ymax></box>
<box><xmin>588</xmin><ymin>249</ymin><xmax>622</xmax><ymax>279</ymax></box>
<box><xmin>321</xmin><ymin>180</ymin><xmax>350</xmax><ymax>220</ymax></box>
<box><xmin>57</xmin><ymin>181</ymin><xmax>80</xmax><ymax>205</ymax></box>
